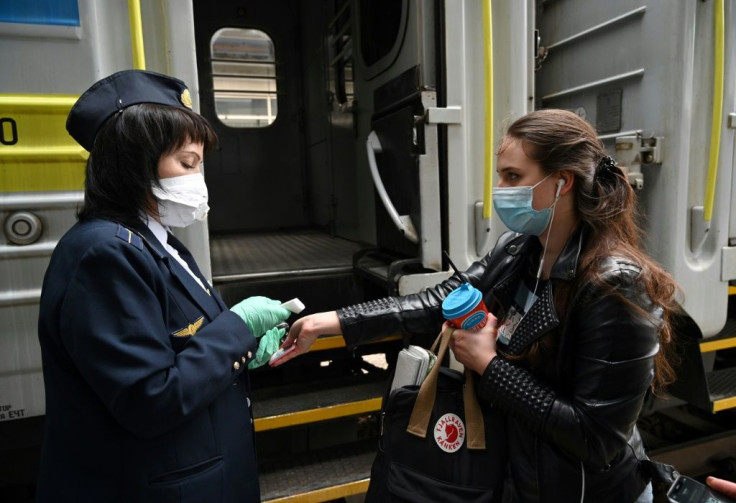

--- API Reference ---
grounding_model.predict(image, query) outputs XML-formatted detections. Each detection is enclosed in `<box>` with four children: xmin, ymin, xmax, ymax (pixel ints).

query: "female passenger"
<box><xmin>37</xmin><ymin>70</ymin><xmax>288</xmax><ymax>502</ymax></box>
<box><xmin>275</xmin><ymin>109</ymin><xmax>680</xmax><ymax>502</ymax></box>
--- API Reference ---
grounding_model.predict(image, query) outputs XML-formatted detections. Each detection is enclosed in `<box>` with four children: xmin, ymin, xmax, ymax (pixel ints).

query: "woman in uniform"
<box><xmin>36</xmin><ymin>70</ymin><xmax>285</xmax><ymax>502</ymax></box>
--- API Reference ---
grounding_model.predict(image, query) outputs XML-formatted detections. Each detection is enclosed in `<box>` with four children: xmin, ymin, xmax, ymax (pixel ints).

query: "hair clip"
<box><xmin>595</xmin><ymin>155</ymin><xmax>619</xmax><ymax>180</ymax></box>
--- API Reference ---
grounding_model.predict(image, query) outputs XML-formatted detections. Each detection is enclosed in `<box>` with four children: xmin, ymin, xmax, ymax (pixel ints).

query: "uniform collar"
<box><xmin>143</xmin><ymin>215</ymin><xmax>169</xmax><ymax>248</ymax></box>
<box><xmin>129</xmin><ymin>219</ymin><xmax>227</xmax><ymax>316</ymax></box>
<box><xmin>129</xmin><ymin>219</ymin><xmax>166</xmax><ymax>259</ymax></box>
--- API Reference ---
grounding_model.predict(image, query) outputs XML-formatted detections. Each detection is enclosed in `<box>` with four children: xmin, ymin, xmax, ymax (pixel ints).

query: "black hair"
<box><xmin>78</xmin><ymin>103</ymin><xmax>218</xmax><ymax>225</ymax></box>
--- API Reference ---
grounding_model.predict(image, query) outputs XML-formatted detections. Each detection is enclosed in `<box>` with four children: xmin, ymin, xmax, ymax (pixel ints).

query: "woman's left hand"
<box><xmin>269</xmin><ymin>311</ymin><xmax>341</xmax><ymax>366</ymax></box>
<box><xmin>448</xmin><ymin>314</ymin><xmax>498</xmax><ymax>374</ymax></box>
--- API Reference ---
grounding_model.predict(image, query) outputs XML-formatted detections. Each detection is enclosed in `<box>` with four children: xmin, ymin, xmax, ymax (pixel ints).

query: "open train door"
<box><xmin>192</xmin><ymin>2</ymin><xmax>307</xmax><ymax>235</ymax></box>
<box><xmin>345</xmin><ymin>0</ymin><xmax>448</xmax><ymax>296</ymax></box>
<box><xmin>351</xmin><ymin>0</ymin><xmax>535</xmax><ymax>296</ymax></box>
<box><xmin>183</xmin><ymin>2</ymin><xmax>537</xmax><ymax>500</ymax></box>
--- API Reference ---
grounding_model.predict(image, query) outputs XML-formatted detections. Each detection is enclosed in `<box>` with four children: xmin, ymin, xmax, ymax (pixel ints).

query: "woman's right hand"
<box><xmin>707</xmin><ymin>476</ymin><xmax>736</xmax><ymax>498</ymax></box>
<box><xmin>269</xmin><ymin>311</ymin><xmax>341</xmax><ymax>366</ymax></box>
<box><xmin>448</xmin><ymin>313</ymin><xmax>499</xmax><ymax>375</ymax></box>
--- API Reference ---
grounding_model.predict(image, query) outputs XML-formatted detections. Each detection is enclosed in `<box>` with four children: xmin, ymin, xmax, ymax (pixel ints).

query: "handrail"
<box><xmin>545</xmin><ymin>6</ymin><xmax>646</xmax><ymax>51</ymax></box>
<box><xmin>703</xmin><ymin>0</ymin><xmax>725</xmax><ymax>225</ymax></box>
<box><xmin>0</xmin><ymin>192</ymin><xmax>84</xmax><ymax>210</ymax></box>
<box><xmin>541</xmin><ymin>68</ymin><xmax>644</xmax><ymax>102</ymax></box>
<box><xmin>128</xmin><ymin>0</ymin><xmax>146</xmax><ymax>70</ymax></box>
<box><xmin>0</xmin><ymin>288</ymin><xmax>42</xmax><ymax>307</ymax></box>
<box><xmin>482</xmin><ymin>0</ymin><xmax>494</xmax><ymax>219</ymax></box>
<box><xmin>2</xmin><ymin>146</ymin><xmax>88</xmax><ymax>162</ymax></box>
<box><xmin>0</xmin><ymin>94</ymin><xmax>78</xmax><ymax>109</ymax></box>
<box><xmin>365</xmin><ymin>131</ymin><xmax>419</xmax><ymax>243</ymax></box>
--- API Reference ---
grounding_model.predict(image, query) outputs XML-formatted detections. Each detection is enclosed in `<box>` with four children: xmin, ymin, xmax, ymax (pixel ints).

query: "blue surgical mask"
<box><xmin>492</xmin><ymin>174</ymin><xmax>556</xmax><ymax>236</ymax></box>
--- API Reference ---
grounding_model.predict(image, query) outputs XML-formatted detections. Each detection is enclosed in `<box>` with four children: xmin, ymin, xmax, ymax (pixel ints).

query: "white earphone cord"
<box><xmin>531</xmin><ymin>179</ymin><xmax>587</xmax><ymax>502</ymax></box>
<box><xmin>534</xmin><ymin>178</ymin><xmax>563</xmax><ymax>281</ymax></box>
<box><xmin>517</xmin><ymin>179</ymin><xmax>563</xmax><ymax>332</ymax></box>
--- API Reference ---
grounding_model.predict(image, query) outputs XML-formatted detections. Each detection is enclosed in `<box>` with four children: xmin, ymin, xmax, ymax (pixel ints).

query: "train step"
<box><xmin>702</xmin><ymin>320</ymin><xmax>736</xmax><ymax>411</ymax></box>
<box><xmin>209</xmin><ymin>230</ymin><xmax>378</xmax><ymax>312</ymax></box>
<box><xmin>259</xmin><ymin>438</ymin><xmax>375</xmax><ymax>502</ymax></box>
<box><xmin>251</xmin><ymin>333</ymin><xmax>398</xmax><ymax>501</ymax></box>
<box><xmin>669</xmin><ymin>317</ymin><xmax>736</xmax><ymax>413</ymax></box>
<box><xmin>700</xmin><ymin>320</ymin><xmax>736</xmax><ymax>353</ymax></box>
<box><xmin>353</xmin><ymin>248</ymin><xmax>429</xmax><ymax>296</ymax></box>
<box><xmin>705</xmin><ymin>368</ymin><xmax>736</xmax><ymax>412</ymax></box>
<box><xmin>252</xmin><ymin>373</ymin><xmax>386</xmax><ymax>432</ymax></box>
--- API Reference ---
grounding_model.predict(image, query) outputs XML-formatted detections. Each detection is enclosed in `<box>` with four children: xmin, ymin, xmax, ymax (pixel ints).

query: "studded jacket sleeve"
<box><xmin>337</xmin><ymin>233</ymin><xmax>521</xmax><ymax>346</ymax></box>
<box><xmin>477</xmin><ymin>259</ymin><xmax>661</xmax><ymax>468</ymax></box>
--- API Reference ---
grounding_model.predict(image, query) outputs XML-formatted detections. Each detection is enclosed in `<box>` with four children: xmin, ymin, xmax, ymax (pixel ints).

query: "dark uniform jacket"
<box><xmin>338</xmin><ymin>226</ymin><xmax>659</xmax><ymax>502</ymax></box>
<box><xmin>37</xmin><ymin>219</ymin><xmax>260</xmax><ymax>502</ymax></box>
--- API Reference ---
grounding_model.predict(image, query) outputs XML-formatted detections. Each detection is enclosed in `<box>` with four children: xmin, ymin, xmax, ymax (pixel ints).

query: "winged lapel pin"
<box><xmin>173</xmin><ymin>316</ymin><xmax>204</xmax><ymax>337</ymax></box>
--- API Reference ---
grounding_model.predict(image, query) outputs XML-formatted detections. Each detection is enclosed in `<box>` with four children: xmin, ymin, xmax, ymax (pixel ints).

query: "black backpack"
<box><xmin>365</xmin><ymin>328</ymin><xmax>508</xmax><ymax>502</ymax></box>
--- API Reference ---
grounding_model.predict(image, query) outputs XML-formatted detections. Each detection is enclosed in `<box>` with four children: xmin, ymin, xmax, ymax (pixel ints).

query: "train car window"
<box><xmin>0</xmin><ymin>0</ymin><xmax>80</xmax><ymax>26</ymax></box>
<box><xmin>210</xmin><ymin>28</ymin><xmax>277</xmax><ymax>128</ymax></box>
<box><xmin>359</xmin><ymin>0</ymin><xmax>403</xmax><ymax>66</ymax></box>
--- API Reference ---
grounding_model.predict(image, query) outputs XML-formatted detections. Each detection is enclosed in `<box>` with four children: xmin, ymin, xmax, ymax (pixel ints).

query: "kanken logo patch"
<box><xmin>434</xmin><ymin>413</ymin><xmax>465</xmax><ymax>453</ymax></box>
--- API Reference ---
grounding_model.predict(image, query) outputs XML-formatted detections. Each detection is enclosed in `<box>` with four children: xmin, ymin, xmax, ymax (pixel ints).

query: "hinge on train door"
<box><xmin>415</xmin><ymin>105</ymin><xmax>462</xmax><ymax>153</ymax></box>
<box><xmin>614</xmin><ymin>134</ymin><xmax>663</xmax><ymax>190</ymax></box>
<box><xmin>728</xmin><ymin>112</ymin><xmax>736</xmax><ymax>129</ymax></box>
<box><xmin>426</xmin><ymin>106</ymin><xmax>463</xmax><ymax>125</ymax></box>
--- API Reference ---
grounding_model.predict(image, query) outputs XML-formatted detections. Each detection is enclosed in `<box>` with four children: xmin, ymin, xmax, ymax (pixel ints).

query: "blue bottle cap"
<box><xmin>442</xmin><ymin>283</ymin><xmax>483</xmax><ymax>320</ymax></box>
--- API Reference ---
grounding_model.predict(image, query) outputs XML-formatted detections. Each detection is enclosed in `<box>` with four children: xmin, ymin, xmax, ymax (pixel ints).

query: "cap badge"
<box><xmin>180</xmin><ymin>89</ymin><xmax>193</xmax><ymax>109</ymax></box>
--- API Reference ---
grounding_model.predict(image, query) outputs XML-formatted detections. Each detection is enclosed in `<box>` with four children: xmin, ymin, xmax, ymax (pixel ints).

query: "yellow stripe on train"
<box><xmin>0</xmin><ymin>94</ymin><xmax>87</xmax><ymax>192</ymax></box>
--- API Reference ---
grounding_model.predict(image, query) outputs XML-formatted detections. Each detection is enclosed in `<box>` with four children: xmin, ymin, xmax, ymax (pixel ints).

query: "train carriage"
<box><xmin>1</xmin><ymin>0</ymin><xmax>735</xmax><ymax>499</ymax></box>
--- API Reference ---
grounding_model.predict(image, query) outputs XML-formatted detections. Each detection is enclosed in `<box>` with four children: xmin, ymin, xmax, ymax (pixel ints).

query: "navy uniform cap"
<box><xmin>66</xmin><ymin>69</ymin><xmax>194</xmax><ymax>151</ymax></box>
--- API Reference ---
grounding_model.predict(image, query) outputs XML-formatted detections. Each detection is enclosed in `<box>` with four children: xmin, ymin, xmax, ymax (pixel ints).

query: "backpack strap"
<box><xmin>407</xmin><ymin>327</ymin><xmax>487</xmax><ymax>450</ymax></box>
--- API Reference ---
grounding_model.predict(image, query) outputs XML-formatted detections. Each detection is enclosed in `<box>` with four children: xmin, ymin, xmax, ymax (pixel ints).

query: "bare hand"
<box><xmin>707</xmin><ymin>476</ymin><xmax>736</xmax><ymax>498</ymax></box>
<box><xmin>269</xmin><ymin>311</ymin><xmax>341</xmax><ymax>366</ymax></box>
<box><xmin>448</xmin><ymin>314</ymin><xmax>498</xmax><ymax>374</ymax></box>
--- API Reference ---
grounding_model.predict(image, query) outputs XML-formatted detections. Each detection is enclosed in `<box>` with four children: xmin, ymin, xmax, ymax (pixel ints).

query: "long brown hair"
<box><xmin>501</xmin><ymin>109</ymin><xmax>679</xmax><ymax>392</ymax></box>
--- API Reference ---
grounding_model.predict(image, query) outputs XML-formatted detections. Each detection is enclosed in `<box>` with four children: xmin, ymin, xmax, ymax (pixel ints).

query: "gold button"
<box><xmin>241</xmin><ymin>356</ymin><xmax>246</xmax><ymax>364</ymax></box>
<box><xmin>247</xmin><ymin>351</ymin><xmax>253</xmax><ymax>359</ymax></box>
<box><xmin>232</xmin><ymin>361</ymin><xmax>241</xmax><ymax>371</ymax></box>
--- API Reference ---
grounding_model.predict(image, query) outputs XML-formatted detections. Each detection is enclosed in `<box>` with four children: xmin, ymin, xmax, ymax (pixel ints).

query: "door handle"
<box><xmin>366</xmin><ymin>131</ymin><xmax>418</xmax><ymax>244</ymax></box>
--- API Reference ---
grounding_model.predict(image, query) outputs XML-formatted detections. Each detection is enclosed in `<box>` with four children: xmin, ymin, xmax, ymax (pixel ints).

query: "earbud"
<box><xmin>555</xmin><ymin>178</ymin><xmax>565</xmax><ymax>198</ymax></box>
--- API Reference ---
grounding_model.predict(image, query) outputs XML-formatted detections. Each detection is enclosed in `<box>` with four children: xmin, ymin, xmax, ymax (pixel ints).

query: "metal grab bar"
<box><xmin>692</xmin><ymin>0</ymin><xmax>725</xmax><ymax>253</ymax></box>
<box><xmin>128</xmin><ymin>0</ymin><xmax>146</xmax><ymax>69</ymax></box>
<box><xmin>365</xmin><ymin>131</ymin><xmax>419</xmax><ymax>244</ymax></box>
<box><xmin>703</xmin><ymin>0</ymin><xmax>725</xmax><ymax>226</ymax></box>
<box><xmin>0</xmin><ymin>192</ymin><xmax>83</xmax><ymax>210</ymax></box>
<box><xmin>482</xmin><ymin>0</ymin><xmax>494</xmax><ymax>220</ymax></box>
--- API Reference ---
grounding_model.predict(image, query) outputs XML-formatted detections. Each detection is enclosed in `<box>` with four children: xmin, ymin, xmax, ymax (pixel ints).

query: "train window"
<box><xmin>210</xmin><ymin>28</ymin><xmax>277</xmax><ymax>128</ymax></box>
<box><xmin>359</xmin><ymin>0</ymin><xmax>403</xmax><ymax>66</ymax></box>
<box><xmin>0</xmin><ymin>0</ymin><xmax>80</xmax><ymax>26</ymax></box>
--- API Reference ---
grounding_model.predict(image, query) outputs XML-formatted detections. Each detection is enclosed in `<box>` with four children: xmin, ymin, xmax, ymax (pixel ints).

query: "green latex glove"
<box><xmin>230</xmin><ymin>296</ymin><xmax>290</xmax><ymax>337</ymax></box>
<box><xmin>248</xmin><ymin>326</ymin><xmax>286</xmax><ymax>370</ymax></box>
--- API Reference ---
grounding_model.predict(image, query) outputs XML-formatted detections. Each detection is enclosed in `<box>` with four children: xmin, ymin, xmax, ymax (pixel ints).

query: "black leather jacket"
<box><xmin>338</xmin><ymin>227</ymin><xmax>659</xmax><ymax>502</ymax></box>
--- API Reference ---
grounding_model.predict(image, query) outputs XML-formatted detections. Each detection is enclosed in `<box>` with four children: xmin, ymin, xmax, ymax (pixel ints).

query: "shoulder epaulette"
<box><xmin>115</xmin><ymin>224</ymin><xmax>144</xmax><ymax>250</ymax></box>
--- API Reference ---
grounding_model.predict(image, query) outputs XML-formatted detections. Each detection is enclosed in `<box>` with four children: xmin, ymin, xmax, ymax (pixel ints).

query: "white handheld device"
<box><xmin>280</xmin><ymin>298</ymin><xmax>305</xmax><ymax>314</ymax></box>
<box><xmin>269</xmin><ymin>298</ymin><xmax>305</xmax><ymax>364</ymax></box>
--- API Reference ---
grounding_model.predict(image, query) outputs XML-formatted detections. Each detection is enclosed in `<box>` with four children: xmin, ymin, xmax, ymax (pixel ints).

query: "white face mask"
<box><xmin>151</xmin><ymin>173</ymin><xmax>210</xmax><ymax>228</ymax></box>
